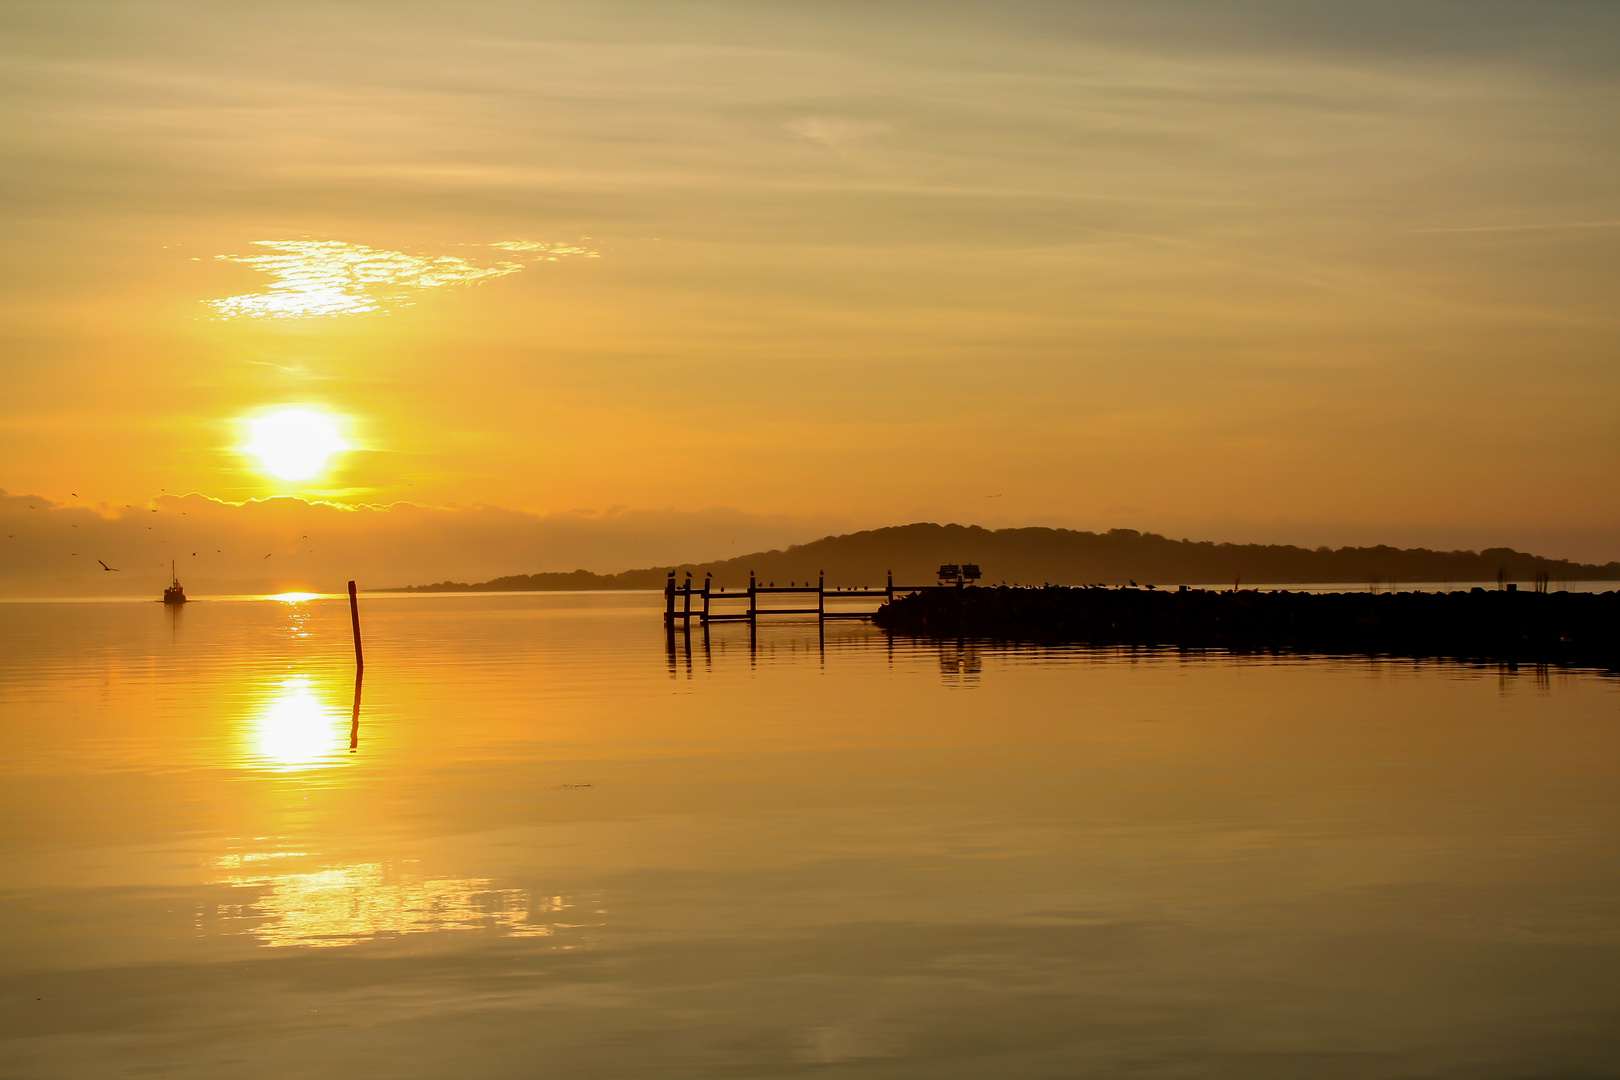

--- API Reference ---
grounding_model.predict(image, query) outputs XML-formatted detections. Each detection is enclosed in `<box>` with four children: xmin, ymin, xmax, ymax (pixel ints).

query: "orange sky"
<box><xmin>2</xmin><ymin>0</ymin><xmax>1617</xmax><ymax>577</ymax></box>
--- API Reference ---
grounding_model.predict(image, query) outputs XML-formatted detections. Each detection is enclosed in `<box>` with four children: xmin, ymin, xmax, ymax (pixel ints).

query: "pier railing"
<box><xmin>663</xmin><ymin>570</ymin><xmax>932</xmax><ymax>627</ymax></box>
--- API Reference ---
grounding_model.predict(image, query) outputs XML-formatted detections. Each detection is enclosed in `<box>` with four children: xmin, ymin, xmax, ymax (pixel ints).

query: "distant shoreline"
<box><xmin>384</xmin><ymin>523</ymin><xmax>1620</xmax><ymax>595</ymax></box>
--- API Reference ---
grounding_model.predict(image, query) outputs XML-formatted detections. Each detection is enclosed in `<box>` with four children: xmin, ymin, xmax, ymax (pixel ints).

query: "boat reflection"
<box><xmin>248</xmin><ymin>675</ymin><xmax>350</xmax><ymax>770</ymax></box>
<box><xmin>209</xmin><ymin>858</ymin><xmax>583</xmax><ymax>948</ymax></box>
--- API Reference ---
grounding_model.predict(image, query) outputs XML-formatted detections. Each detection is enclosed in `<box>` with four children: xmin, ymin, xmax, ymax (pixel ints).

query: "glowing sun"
<box><xmin>243</xmin><ymin>409</ymin><xmax>350</xmax><ymax>481</ymax></box>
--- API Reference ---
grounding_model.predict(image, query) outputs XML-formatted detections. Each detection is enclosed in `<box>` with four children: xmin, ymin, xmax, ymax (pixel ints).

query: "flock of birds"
<box><xmin>8</xmin><ymin>496</ymin><xmax>318</xmax><ymax>572</ymax></box>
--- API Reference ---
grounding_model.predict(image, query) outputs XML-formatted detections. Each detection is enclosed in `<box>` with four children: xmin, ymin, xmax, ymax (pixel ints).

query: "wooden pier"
<box><xmin>663</xmin><ymin>570</ymin><xmax>930</xmax><ymax>628</ymax></box>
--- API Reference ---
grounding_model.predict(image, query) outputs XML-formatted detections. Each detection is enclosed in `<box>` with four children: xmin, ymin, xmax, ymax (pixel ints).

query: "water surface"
<box><xmin>1</xmin><ymin>592</ymin><xmax>1617</xmax><ymax>1078</ymax></box>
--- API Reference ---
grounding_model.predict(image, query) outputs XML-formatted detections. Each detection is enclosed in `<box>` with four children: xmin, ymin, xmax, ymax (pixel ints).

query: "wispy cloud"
<box><xmin>204</xmin><ymin>239</ymin><xmax>597</xmax><ymax>319</ymax></box>
<box><xmin>488</xmin><ymin>240</ymin><xmax>600</xmax><ymax>260</ymax></box>
<box><xmin>1414</xmin><ymin>221</ymin><xmax>1620</xmax><ymax>234</ymax></box>
<box><xmin>785</xmin><ymin>116</ymin><xmax>892</xmax><ymax>148</ymax></box>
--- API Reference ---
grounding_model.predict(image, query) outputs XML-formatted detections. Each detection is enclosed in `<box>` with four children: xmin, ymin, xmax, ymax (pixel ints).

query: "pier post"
<box><xmin>347</xmin><ymin>580</ymin><xmax>364</xmax><ymax>676</ymax></box>
<box><xmin>818</xmin><ymin>569</ymin><xmax>825</xmax><ymax>621</ymax></box>
<box><xmin>886</xmin><ymin>570</ymin><xmax>893</xmax><ymax>606</ymax></box>
<box><xmin>665</xmin><ymin>572</ymin><xmax>675</xmax><ymax>627</ymax></box>
<box><xmin>684</xmin><ymin>573</ymin><xmax>693</xmax><ymax>623</ymax></box>
<box><xmin>748</xmin><ymin>570</ymin><xmax>757</xmax><ymax>624</ymax></box>
<box><xmin>702</xmin><ymin>573</ymin><xmax>712</xmax><ymax>623</ymax></box>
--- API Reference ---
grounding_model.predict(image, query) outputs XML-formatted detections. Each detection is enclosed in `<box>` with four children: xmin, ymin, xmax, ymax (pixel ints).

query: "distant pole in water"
<box><xmin>348</xmin><ymin>580</ymin><xmax>364</xmax><ymax>676</ymax></box>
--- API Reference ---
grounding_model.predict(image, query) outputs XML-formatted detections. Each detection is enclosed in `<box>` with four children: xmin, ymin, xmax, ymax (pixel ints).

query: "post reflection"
<box><xmin>350</xmin><ymin>670</ymin><xmax>362</xmax><ymax>752</ymax></box>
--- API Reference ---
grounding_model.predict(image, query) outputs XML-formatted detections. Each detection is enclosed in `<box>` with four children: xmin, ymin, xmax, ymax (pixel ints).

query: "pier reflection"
<box><xmin>938</xmin><ymin>642</ymin><xmax>982</xmax><ymax>686</ymax></box>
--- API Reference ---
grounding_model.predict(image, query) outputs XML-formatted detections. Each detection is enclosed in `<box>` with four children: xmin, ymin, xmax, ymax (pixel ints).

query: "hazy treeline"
<box><xmin>398</xmin><ymin>523</ymin><xmax>1620</xmax><ymax>592</ymax></box>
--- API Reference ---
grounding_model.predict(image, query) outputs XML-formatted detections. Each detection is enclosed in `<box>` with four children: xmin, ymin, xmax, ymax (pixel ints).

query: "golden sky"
<box><xmin>2</xmin><ymin>0</ymin><xmax>1617</xmax><ymax>577</ymax></box>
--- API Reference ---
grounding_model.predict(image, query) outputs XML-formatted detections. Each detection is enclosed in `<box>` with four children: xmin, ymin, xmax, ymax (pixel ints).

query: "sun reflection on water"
<box><xmin>209</xmin><ymin>859</ymin><xmax>578</xmax><ymax>948</ymax></box>
<box><xmin>249</xmin><ymin>676</ymin><xmax>348</xmax><ymax>770</ymax></box>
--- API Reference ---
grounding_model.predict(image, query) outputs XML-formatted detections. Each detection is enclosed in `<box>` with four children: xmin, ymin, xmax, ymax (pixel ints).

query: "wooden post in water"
<box><xmin>886</xmin><ymin>570</ymin><xmax>893</xmax><ymax>606</ymax></box>
<box><xmin>664</xmin><ymin>572</ymin><xmax>675</xmax><ymax>627</ymax></box>
<box><xmin>683</xmin><ymin>573</ymin><xmax>693</xmax><ymax>624</ymax></box>
<box><xmin>818</xmin><ymin>569</ymin><xmax>825</xmax><ymax>621</ymax></box>
<box><xmin>348</xmin><ymin>580</ymin><xmax>363</xmax><ymax>752</ymax></box>
<box><xmin>348</xmin><ymin>580</ymin><xmax>364</xmax><ymax>676</ymax></box>
<box><xmin>702</xmin><ymin>573</ymin><xmax>712</xmax><ymax>623</ymax></box>
<box><xmin>748</xmin><ymin>570</ymin><xmax>757</xmax><ymax>624</ymax></box>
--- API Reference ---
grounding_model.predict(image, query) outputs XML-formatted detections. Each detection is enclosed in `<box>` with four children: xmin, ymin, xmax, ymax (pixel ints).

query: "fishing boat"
<box><xmin>162</xmin><ymin>561</ymin><xmax>187</xmax><ymax>605</ymax></box>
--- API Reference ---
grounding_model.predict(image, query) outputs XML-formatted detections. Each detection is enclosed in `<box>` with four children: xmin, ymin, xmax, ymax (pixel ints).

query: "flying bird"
<box><xmin>98</xmin><ymin>560</ymin><xmax>119</xmax><ymax>572</ymax></box>
<box><xmin>71</xmin><ymin>493</ymin><xmax>77</xmax><ymax>497</ymax></box>
<box><xmin>264</xmin><ymin>554</ymin><xmax>272</xmax><ymax>559</ymax></box>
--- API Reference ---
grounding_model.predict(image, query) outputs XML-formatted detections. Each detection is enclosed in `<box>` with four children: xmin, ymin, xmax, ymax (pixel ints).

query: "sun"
<box><xmin>243</xmin><ymin>408</ymin><xmax>351</xmax><ymax>481</ymax></box>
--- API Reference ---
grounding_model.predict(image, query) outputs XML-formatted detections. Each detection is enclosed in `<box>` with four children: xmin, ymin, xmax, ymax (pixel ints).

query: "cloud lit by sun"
<box><xmin>205</xmin><ymin>239</ymin><xmax>599</xmax><ymax>319</ymax></box>
<box><xmin>242</xmin><ymin>409</ymin><xmax>351</xmax><ymax>481</ymax></box>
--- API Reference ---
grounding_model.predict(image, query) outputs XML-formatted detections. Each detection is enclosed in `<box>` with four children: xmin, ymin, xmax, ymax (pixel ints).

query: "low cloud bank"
<box><xmin>0</xmin><ymin>491</ymin><xmax>847</xmax><ymax>597</ymax></box>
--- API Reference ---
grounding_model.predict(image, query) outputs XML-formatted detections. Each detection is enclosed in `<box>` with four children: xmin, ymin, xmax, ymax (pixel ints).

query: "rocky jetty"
<box><xmin>873</xmin><ymin>586</ymin><xmax>1620</xmax><ymax>670</ymax></box>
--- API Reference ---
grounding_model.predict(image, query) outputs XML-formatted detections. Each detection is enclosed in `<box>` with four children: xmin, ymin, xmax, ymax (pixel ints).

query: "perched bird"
<box><xmin>97</xmin><ymin>560</ymin><xmax>119</xmax><ymax>572</ymax></box>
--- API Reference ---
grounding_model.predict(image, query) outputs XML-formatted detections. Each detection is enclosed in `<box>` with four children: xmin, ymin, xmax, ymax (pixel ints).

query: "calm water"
<box><xmin>1</xmin><ymin>592</ymin><xmax>1617</xmax><ymax>1079</ymax></box>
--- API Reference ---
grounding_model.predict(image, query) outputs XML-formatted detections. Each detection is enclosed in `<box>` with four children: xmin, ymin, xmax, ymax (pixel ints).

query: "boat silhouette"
<box><xmin>162</xmin><ymin>561</ymin><xmax>187</xmax><ymax>605</ymax></box>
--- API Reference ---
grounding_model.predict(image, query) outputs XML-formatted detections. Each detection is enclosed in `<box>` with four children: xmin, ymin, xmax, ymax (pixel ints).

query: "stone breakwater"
<box><xmin>872</xmin><ymin>586</ymin><xmax>1620</xmax><ymax>669</ymax></box>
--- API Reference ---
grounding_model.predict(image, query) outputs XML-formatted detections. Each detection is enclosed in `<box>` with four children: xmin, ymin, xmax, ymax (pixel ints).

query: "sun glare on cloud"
<box><xmin>243</xmin><ymin>409</ymin><xmax>350</xmax><ymax>481</ymax></box>
<box><xmin>205</xmin><ymin>238</ymin><xmax>598</xmax><ymax>319</ymax></box>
